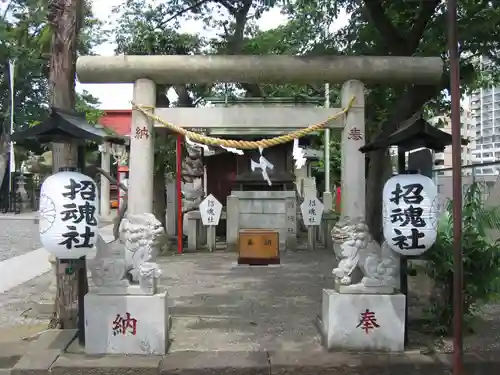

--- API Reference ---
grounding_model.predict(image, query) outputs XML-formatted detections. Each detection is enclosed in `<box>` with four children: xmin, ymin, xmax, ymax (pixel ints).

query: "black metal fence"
<box><xmin>0</xmin><ymin>172</ymin><xmax>44</xmax><ymax>214</ymax></box>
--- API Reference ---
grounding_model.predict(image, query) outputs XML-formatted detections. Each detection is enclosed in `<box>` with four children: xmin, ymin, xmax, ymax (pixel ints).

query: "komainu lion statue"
<box><xmin>331</xmin><ymin>216</ymin><xmax>400</xmax><ymax>292</ymax></box>
<box><xmin>90</xmin><ymin>213</ymin><xmax>165</xmax><ymax>293</ymax></box>
<box><xmin>121</xmin><ymin>213</ymin><xmax>165</xmax><ymax>283</ymax></box>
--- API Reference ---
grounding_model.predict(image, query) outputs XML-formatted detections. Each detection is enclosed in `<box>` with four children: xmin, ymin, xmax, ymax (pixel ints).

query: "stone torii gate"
<box><xmin>76</xmin><ymin>55</ymin><xmax>443</xmax><ymax>236</ymax></box>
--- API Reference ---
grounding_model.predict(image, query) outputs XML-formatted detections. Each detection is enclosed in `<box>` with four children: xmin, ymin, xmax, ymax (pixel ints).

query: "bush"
<box><xmin>423</xmin><ymin>182</ymin><xmax>500</xmax><ymax>335</ymax></box>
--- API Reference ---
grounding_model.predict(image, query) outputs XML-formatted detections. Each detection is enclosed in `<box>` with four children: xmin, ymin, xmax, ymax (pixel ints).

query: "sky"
<box><xmin>76</xmin><ymin>0</ymin><xmax>290</xmax><ymax>109</ymax></box>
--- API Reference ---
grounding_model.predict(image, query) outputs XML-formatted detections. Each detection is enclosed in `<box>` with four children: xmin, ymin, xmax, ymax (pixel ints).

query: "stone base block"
<box><xmin>84</xmin><ymin>292</ymin><xmax>169</xmax><ymax>355</ymax></box>
<box><xmin>318</xmin><ymin>289</ymin><xmax>405</xmax><ymax>352</ymax></box>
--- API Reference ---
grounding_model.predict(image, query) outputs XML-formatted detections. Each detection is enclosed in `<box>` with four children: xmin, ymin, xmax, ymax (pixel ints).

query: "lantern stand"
<box><xmin>360</xmin><ymin>114</ymin><xmax>468</xmax><ymax>348</ymax></box>
<box><xmin>76</xmin><ymin>148</ymin><xmax>88</xmax><ymax>346</ymax></box>
<box><xmin>10</xmin><ymin>108</ymin><xmax>128</xmax><ymax>347</ymax></box>
<box><xmin>58</xmin><ymin>164</ymin><xmax>88</xmax><ymax>346</ymax></box>
<box><xmin>396</xmin><ymin>151</ymin><xmax>410</xmax><ymax>346</ymax></box>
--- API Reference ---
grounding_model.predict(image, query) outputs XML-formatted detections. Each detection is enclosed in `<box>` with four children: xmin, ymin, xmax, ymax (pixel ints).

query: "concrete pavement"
<box><xmin>0</xmin><ymin>224</ymin><xmax>115</xmax><ymax>294</ymax></box>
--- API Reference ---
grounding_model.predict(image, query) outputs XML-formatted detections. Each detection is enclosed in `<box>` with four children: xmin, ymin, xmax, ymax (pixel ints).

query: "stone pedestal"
<box><xmin>318</xmin><ymin>289</ymin><xmax>405</xmax><ymax>352</ymax></box>
<box><xmin>85</xmin><ymin>291</ymin><xmax>169</xmax><ymax>355</ymax></box>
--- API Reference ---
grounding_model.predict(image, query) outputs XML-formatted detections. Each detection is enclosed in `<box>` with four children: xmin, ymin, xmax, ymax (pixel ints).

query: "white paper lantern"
<box><xmin>39</xmin><ymin>171</ymin><xmax>99</xmax><ymax>259</ymax></box>
<box><xmin>382</xmin><ymin>173</ymin><xmax>438</xmax><ymax>256</ymax></box>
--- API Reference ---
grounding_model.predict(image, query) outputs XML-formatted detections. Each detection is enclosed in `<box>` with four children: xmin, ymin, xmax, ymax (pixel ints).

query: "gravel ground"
<box><xmin>0</xmin><ymin>271</ymin><xmax>52</xmax><ymax>328</ymax></box>
<box><xmin>0</xmin><ymin>217</ymin><xmax>41</xmax><ymax>262</ymax></box>
<box><xmin>159</xmin><ymin>251</ymin><xmax>334</xmax><ymax>352</ymax></box>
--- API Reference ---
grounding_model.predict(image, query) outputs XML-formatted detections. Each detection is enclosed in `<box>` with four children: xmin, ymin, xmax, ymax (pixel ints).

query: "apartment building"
<box><xmin>471</xmin><ymin>87</ymin><xmax>500</xmax><ymax>175</ymax></box>
<box><xmin>431</xmin><ymin>109</ymin><xmax>476</xmax><ymax>176</ymax></box>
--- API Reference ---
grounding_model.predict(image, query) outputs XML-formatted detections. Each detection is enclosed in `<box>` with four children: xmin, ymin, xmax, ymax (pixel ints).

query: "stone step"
<box><xmin>20</xmin><ymin>349</ymin><xmax>500</xmax><ymax>375</ymax></box>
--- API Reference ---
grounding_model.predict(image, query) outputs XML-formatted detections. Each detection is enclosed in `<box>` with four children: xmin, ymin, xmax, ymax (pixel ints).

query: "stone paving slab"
<box><xmin>8</xmin><ymin>342</ymin><xmax>500</xmax><ymax>375</ymax></box>
<box><xmin>6</xmin><ymin>329</ymin><xmax>76</xmax><ymax>375</ymax></box>
<box><xmin>159</xmin><ymin>351</ymin><xmax>269</xmax><ymax>375</ymax></box>
<box><xmin>51</xmin><ymin>354</ymin><xmax>162</xmax><ymax>375</ymax></box>
<box><xmin>159</xmin><ymin>251</ymin><xmax>333</xmax><ymax>353</ymax></box>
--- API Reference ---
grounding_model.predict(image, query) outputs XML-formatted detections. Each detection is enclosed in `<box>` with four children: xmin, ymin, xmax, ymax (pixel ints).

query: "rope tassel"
<box><xmin>131</xmin><ymin>96</ymin><xmax>355</xmax><ymax>150</ymax></box>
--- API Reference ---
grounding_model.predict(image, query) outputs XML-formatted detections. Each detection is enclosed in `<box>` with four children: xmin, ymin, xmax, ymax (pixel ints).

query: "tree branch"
<box><xmin>217</xmin><ymin>0</ymin><xmax>237</xmax><ymax>16</ymax></box>
<box><xmin>360</xmin><ymin>0</ymin><xmax>406</xmax><ymax>55</ymax></box>
<box><xmin>1</xmin><ymin>0</ymin><xmax>14</xmax><ymax>21</ymax></box>
<box><xmin>162</xmin><ymin>0</ymin><xmax>210</xmax><ymax>25</ymax></box>
<box><xmin>174</xmin><ymin>85</ymin><xmax>194</xmax><ymax>107</ymax></box>
<box><xmin>406</xmin><ymin>0</ymin><xmax>441</xmax><ymax>53</ymax></box>
<box><xmin>156</xmin><ymin>84</ymin><xmax>171</xmax><ymax>107</ymax></box>
<box><xmin>225</xmin><ymin>0</ymin><xmax>263</xmax><ymax>97</ymax></box>
<box><xmin>361</xmin><ymin>0</ymin><xmax>440</xmax><ymax>56</ymax></box>
<box><xmin>381</xmin><ymin>78</ymin><xmax>448</xmax><ymax>138</ymax></box>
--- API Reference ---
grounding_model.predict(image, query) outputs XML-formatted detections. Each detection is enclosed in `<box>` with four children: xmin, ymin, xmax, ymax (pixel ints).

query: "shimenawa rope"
<box><xmin>131</xmin><ymin>96</ymin><xmax>355</xmax><ymax>150</ymax></box>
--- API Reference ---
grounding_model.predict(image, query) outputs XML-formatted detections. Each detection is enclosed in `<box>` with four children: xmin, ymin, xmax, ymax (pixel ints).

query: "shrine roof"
<box><xmin>359</xmin><ymin>114</ymin><xmax>469</xmax><ymax>153</ymax></box>
<box><xmin>11</xmin><ymin>108</ymin><xmax>128</xmax><ymax>145</ymax></box>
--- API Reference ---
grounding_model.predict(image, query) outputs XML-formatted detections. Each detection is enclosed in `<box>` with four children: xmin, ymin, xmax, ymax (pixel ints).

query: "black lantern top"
<box><xmin>11</xmin><ymin>108</ymin><xmax>128</xmax><ymax>145</ymax></box>
<box><xmin>359</xmin><ymin>113</ymin><xmax>469</xmax><ymax>154</ymax></box>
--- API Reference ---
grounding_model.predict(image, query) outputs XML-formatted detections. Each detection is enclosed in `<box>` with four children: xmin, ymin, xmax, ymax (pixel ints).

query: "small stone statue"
<box><xmin>332</xmin><ymin>217</ymin><xmax>400</xmax><ymax>293</ymax></box>
<box><xmin>89</xmin><ymin>213</ymin><xmax>165</xmax><ymax>295</ymax></box>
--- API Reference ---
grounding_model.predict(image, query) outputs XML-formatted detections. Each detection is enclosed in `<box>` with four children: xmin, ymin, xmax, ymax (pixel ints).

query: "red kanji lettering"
<box><xmin>356</xmin><ymin>309</ymin><xmax>380</xmax><ymax>334</ymax></box>
<box><xmin>112</xmin><ymin>312</ymin><xmax>138</xmax><ymax>336</ymax></box>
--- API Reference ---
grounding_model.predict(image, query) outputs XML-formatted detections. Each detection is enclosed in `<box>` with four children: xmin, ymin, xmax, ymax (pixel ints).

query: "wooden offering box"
<box><xmin>238</xmin><ymin>229</ymin><xmax>280</xmax><ymax>265</ymax></box>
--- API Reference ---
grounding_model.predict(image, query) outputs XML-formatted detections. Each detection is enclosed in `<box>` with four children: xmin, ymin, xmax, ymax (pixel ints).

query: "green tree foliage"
<box><xmin>0</xmin><ymin>0</ymin><xmax>104</xmax><ymax>134</ymax></box>
<box><xmin>112</xmin><ymin>0</ymin><xmax>500</xmax><ymax>231</ymax></box>
<box><xmin>280</xmin><ymin>0</ymin><xmax>500</xmax><ymax>239</ymax></box>
<box><xmin>424</xmin><ymin>183</ymin><xmax>500</xmax><ymax>334</ymax></box>
<box><xmin>76</xmin><ymin>89</ymin><xmax>103</xmax><ymax>125</ymax></box>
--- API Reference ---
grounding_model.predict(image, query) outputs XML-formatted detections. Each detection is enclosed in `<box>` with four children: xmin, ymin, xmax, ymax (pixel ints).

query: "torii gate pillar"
<box><xmin>129</xmin><ymin>78</ymin><xmax>156</xmax><ymax>215</ymax></box>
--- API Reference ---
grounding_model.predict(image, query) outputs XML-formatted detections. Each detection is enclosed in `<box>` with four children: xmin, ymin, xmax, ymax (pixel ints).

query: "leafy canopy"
<box><xmin>0</xmin><ymin>0</ymin><xmax>104</xmax><ymax>136</ymax></box>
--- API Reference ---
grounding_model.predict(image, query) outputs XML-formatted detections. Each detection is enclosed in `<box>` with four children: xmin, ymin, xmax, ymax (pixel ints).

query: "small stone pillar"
<box><xmin>129</xmin><ymin>79</ymin><xmax>156</xmax><ymax>215</ymax></box>
<box><xmin>165</xmin><ymin>178</ymin><xmax>176</xmax><ymax>237</ymax></box>
<box><xmin>99</xmin><ymin>142</ymin><xmax>111</xmax><ymax>218</ymax></box>
<box><xmin>322</xmin><ymin>192</ymin><xmax>333</xmax><ymax>212</ymax></box>
<box><xmin>226</xmin><ymin>195</ymin><xmax>239</xmax><ymax>251</ymax></box>
<box><xmin>340</xmin><ymin>80</ymin><xmax>365</xmax><ymax>219</ymax></box>
<box><xmin>285</xmin><ymin>196</ymin><xmax>297</xmax><ymax>251</ymax></box>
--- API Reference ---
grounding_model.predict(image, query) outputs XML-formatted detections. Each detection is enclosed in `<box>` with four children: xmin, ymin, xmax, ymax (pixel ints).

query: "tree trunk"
<box><xmin>48</xmin><ymin>0</ymin><xmax>84</xmax><ymax>330</ymax></box>
<box><xmin>366</xmin><ymin>148</ymin><xmax>392</xmax><ymax>243</ymax></box>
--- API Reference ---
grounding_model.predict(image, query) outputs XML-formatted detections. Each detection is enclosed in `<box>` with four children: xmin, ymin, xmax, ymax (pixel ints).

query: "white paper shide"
<box><xmin>382</xmin><ymin>173</ymin><xmax>438</xmax><ymax>256</ymax></box>
<box><xmin>39</xmin><ymin>171</ymin><xmax>99</xmax><ymax>258</ymax></box>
